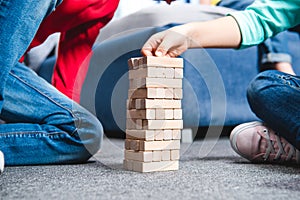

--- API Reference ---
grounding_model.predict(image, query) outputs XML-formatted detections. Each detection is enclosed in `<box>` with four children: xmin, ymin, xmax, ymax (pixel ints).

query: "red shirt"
<box><xmin>27</xmin><ymin>0</ymin><xmax>120</xmax><ymax>102</ymax></box>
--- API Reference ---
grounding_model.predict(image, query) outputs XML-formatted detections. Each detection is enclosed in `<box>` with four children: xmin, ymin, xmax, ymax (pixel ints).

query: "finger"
<box><xmin>141</xmin><ymin>32</ymin><xmax>165</xmax><ymax>56</ymax></box>
<box><xmin>155</xmin><ymin>36</ymin><xmax>175</xmax><ymax>57</ymax></box>
<box><xmin>141</xmin><ymin>47</ymin><xmax>154</xmax><ymax>56</ymax></box>
<box><xmin>141</xmin><ymin>41</ymin><xmax>156</xmax><ymax>56</ymax></box>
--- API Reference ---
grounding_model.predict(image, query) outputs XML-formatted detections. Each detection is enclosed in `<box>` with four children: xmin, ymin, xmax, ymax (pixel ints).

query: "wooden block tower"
<box><xmin>124</xmin><ymin>56</ymin><xmax>183</xmax><ymax>172</ymax></box>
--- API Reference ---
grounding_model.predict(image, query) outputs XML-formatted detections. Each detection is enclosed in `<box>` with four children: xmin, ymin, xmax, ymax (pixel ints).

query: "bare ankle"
<box><xmin>274</xmin><ymin>62</ymin><xmax>296</xmax><ymax>75</ymax></box>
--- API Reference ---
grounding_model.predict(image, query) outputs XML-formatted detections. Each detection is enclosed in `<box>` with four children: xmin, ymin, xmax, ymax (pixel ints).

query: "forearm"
<box><xmin>181</xmin><ymin>16</ymin><xmax>241</xmax><ymax>49</ymax></box>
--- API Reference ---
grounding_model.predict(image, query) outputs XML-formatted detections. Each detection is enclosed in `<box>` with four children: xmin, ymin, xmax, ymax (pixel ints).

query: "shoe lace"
<box><xmin>262</xmin><ymin>128</ymin><xmax>295</xmax><ymax>161</ymax></box>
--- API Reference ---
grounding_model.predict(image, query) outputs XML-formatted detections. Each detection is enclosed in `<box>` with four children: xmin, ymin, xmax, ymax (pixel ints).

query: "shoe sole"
<box><xmin>230</xmin><ymin>121</ymin><xmax>263</xmax><ymax>159</ymax></box>
<box><xmin>0</xmin><ymin>151</ymin><xmax>4</xmax><ymax>175</ymax></box>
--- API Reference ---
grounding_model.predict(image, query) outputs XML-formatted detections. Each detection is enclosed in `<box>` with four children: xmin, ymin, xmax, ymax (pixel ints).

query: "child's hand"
<box><xmin>141</xmin><ymin>26</ymin><xmax>191</xmax><ymax>58</ymax></box>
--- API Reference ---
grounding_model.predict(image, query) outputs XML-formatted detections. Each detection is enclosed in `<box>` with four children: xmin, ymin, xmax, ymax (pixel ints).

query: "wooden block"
<box><xmin>173</xmin><ymin>109</ymin><xmax>182</xmax><ymax>119</ymax></box>
<box><xmin>164</xmin><ymin>68</ymin><xmax>175</xmax><ymax>79</ymax></box>
<box><xmin>129</xmin><ymin>119</ymin><xmax>182</xmax><ymax>131</ymax></box>
<box><xmin>172</xmin><ymin>130</ymin><xmax>181</xmax><ymax>140</ymax></box>
<box><xmin>162</xmin><ymin>150</ymin><xmax>171</xmax><ymax>161</ymax></box>
<box><xmin>136</xmin><ymin>119</ymin><xmax>143</xmax><ymax>130</ymax></box>
<box><xmin>148</xmin><ymin>67</ymin><xmax>165</xmax><ymax>78</ymax></box>
<box><xmin>140</xmin><ymin>140</ymin><xmax>180</xmax><ymax>151</ymax></box>
<box><xmin>173</xmin><ymin>88</ymin><xmax>183</xmax><ymax>99</ymax></box>
<box><xmin>129</xmin><ymin>77</ymin><xmax>182</xmax><ymax>89</ymax></box>
<box><xmin>123</xmin><ymin>159</ymin><xmax>133</xmax><ymax>171</ymax></box>
<box><xmin>165</xmin><ymin>109</ymin><xmax>174</xmax><ymax>119</ymax></box>
<box><xmin>164</xmin><ymin>130</ymin><xmax>173</xmax><ymax>140</ymax></box>
<box><xmin>130</xmin><ymin>139</ymin><xmax>141</xmax><ymax>151</ymax></box>
<box><xmin>129</xmin><ymin>67</ymin><xmax>166</xmax><ymax>79</ymax></box>
<box><xmin>129</xmin><ymin>78</ymin><xmax>146</xmax><ymax>89</ymax></box>
<box><xmin>128</xmin><ymin>88</ymin><xmax>171</xmax><ymax>99</ymax></box>
<box><xmin>155</xmin><ymin>109</ymin><xmax>165</xmax><ymax>120</ymax></box>
<box><xmin>127</xmin><ymin>99</ymin><xmax>136</xmax><ymax>109</ymax></box>
<box><xmin>128</xmin><ymin>68</ymin><xmax>147</xmax><ymax>79</ymax></box>
<box><xmin>125</xmin><ymin>139</ymin><xmax>141</xmax><ymax>151</ymax></box>
<box><xmin>127</xmin><ymin>109</ymin><xmax>156</xmax><ymax>120</ymax></box>
<box><xmin>131</xmin><ymin>160</ymin><xmax>179</xmax><ymax>172</ymax></box>
<box><xmin>125</xmin><ymin>139</ymin><xmax>131</xmax><ymax>150</ymax></box>
<box><xmin>155</xmin><ymin>88</ymin><xmax>165</xmax><ymax>98</ymax></box>
<box><xmin>128</xmin><ymin>57</ymin><xmax>141</xmax><ymax>69</ymax></box>
<box><xmin>155</xmin><ymin>109</ymin><xmax>173</xmax><ymax>119</ymax></box>
<box><xmin>152</xmin><ymin>151</ymin><xmax>162</xmax><ymax>162</ymax></box>
<box><xmin>126</xmin><ymin>118</ymin><xmax>136</xmax><ymax>130</ymax></box>
<box><xmin>146</xmin><ymin>88</ymin><xmax>166</xmax><ymax>99</ymax></box>
<box><xmin>135</xmin><ymin>99</ymin><xmax>145</xmax><ymax>109</ymax></box>
<box><xmin>128</xmin><ymin>89</ymin><xmax>147</xmax><ymax>99</ymax></box>
<box><xmin>171</xmin><ymin>150</ymin><xmax>180</xmax><ymax>160</ymax></box>
<box><xmin>138</xmin><ymin>99</ymin><xmax>181</xmax><ymax>109</ymax></box>
<box><xmin>174</xmin><ymin>68</ymin><xmax>183</xmax><ymax>79</ymax></box>
<box><xmin>138</xmin><ymin>57</ymin><xmax>145</xmax><ymax>67</ymax></box>
<box><xmin>140</xmin><ymin>56</ymin><xmax>183</xmax><ymax>68</ymax></box>
<box><xmin>145</xmin><ymin>77</ymin><xmax>182</xmax><ymax>88</ymax></box>
<box><xmin>154</xmin><ymin>130</ymin><xmax>164</xmax><ymax>141</ymax></box>
<box><xmin>124</xmin><ymin>150</ymin><xmax>152</xmax><ymax>162</ymax></box>
<box><xmin>147</xmin><ymin>88</ymin><xmax>158</xmax><ymax>99</ymax></box>
<box><xmin>164</xmin><ymin>88</ymin><xmax>174</xmax><ymax>99</ymax></box>
<box><xmin>148</xmin><ymin>99</ymin><xmax>182</xmax><ymax>109</ymax></box>
<box><xmin>126</xmin><ymin>129</ymin><xmax>155</xmax><ymax>141</ymax></box>
<box><xmin>143</xmin><ymin>120</ymin><xmax>183</xmax><ymax>130</ymax></box>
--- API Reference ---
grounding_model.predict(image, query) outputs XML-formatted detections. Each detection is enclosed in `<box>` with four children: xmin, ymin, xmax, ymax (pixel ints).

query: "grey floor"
<box><xmin>1</xmin><ymin>137</ymin><xmax>300</xmax><ymax>200</ymax></box>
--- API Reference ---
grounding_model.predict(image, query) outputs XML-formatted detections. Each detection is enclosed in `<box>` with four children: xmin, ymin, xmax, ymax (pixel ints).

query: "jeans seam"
<box><xmin>276</xmin><ymin>74</ymin><xmax>300</xmax><ymax>90</ymax></box>
<box><xmin>0</xmin><ymin>131</ymin><xmax>64</xmax><ymax>137</ymax></box>
<box><xmin>9</xmin><ymin>71</ymin><xmax>80</xmax><ymax>136</ymax></box>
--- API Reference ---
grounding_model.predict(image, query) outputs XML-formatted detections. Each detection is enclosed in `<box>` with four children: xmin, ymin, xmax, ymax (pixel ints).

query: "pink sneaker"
<box><xmin>230</xmin><ymin>121</ymin><xmax>300</xmax><ymax>164</ymax></box>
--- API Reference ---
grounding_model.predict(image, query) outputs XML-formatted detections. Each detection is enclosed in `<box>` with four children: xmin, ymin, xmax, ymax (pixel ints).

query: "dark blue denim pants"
<box><xmin>248</xmin><ymin>70</ymin><xmax>300</xmax><ymax>150</ymax></box>
<box><xmin>0</xmin><ymin>0</ymin><xmax>103</xmax><ymax>165</ymax></box>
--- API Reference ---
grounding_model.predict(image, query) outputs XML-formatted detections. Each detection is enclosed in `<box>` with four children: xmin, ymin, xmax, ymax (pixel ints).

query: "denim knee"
<box><xmin>246</xmin><ymin>70</ymin><xmax>300</xmax><ymax>148</ymax></box>
<box><xmin>246</xmin><ymin>70</ymin><xmax>280</xmax><ymax>117</ymax></box>
<box><xmin>71</xmin><ymin>104</ymin><xmax>103</xmax><ymax>162</ymax></box>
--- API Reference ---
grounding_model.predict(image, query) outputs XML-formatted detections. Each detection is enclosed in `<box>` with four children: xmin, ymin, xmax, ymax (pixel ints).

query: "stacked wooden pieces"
<box><xmin>124</xmin><ymin>56</ymin><xmax>184</xmax><ymax>172</ymax></box>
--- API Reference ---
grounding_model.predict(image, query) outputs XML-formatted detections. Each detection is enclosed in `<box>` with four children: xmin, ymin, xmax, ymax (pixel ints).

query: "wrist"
<box><xmin>184</xmin><ymin>22</ymin><xmax>204</xmax><ymax>48</ymax></box>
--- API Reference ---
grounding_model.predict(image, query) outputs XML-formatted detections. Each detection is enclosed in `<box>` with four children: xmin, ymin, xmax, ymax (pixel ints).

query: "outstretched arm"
<box><xmin>142</xmin><ymin>0</ymin><xmax>300</xmax><ymax>58</ymax></box>
<box><xmin>142</xmin><ymin>16</ymin><xmax>241</xmax><ymax>57</ymax></box>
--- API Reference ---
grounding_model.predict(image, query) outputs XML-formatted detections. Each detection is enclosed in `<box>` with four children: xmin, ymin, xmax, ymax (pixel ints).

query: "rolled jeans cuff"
<box><xmin>261</xmin><ymin>53</ymin><xmax>292</xmax><ymax>64</ymax></box>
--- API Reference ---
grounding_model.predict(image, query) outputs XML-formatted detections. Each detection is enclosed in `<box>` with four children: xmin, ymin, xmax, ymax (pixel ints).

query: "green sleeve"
<box><xmin>228</xmin><ymin>0</ymin><xmax>300</xmax><ymax>49</ymax></box>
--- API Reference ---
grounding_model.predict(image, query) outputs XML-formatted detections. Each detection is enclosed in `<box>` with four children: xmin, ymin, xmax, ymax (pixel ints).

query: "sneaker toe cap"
<box><xmin>231</xmin><ymin>128</ymin><xmax>261</xmax><ymax>161</ymax></box>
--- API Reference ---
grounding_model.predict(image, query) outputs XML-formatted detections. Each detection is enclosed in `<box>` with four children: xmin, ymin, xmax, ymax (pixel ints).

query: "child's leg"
<box><xmin>0</xmin><ymin>62</ymin><xmax>102</xmax><ymax>165</ymax></box>
<box><xmin>0</xmin><ymin>0</ymin><xmax>102</xmax><ymax>166</ymax></box>
<box><xmin>0</xmin><ymin>0</ymin><xmax>62</xmax><ymax>108</ymax></box>
<box><xmin>258</xmin><ymin>32</ymin><xmax>294</xmax><ymax>75</ymax></box>
<box><xmin>247</xmin><ymin>70</ymin><xmax>300</xmax><ymax>149</ymax></box>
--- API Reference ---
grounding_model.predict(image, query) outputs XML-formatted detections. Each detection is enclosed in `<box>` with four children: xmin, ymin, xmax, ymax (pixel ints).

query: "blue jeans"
<box><xmin>0</xmin><ymin>0</ymin><xmax>103</xmax><ymax>165</ymax></box>
<box><xmin>247</xmin><ymin>70</ymin><xmax>300</xmax><ymax>150</ymax></box>
<box><xmin>217</xmin><ymin>0</ymin><xmax>292</xmax><ymax>69</ymax></box>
